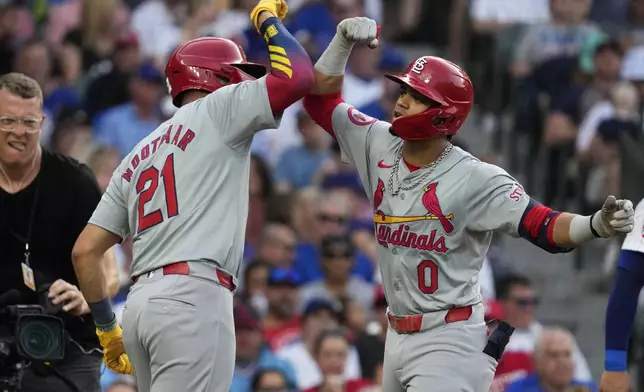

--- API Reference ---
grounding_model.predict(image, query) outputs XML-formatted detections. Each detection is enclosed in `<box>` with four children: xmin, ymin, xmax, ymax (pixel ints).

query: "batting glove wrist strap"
<box><xmin>95</xmin><ymin>316</ymin><xmax>117</xmax><ymax>332</ymax></box>
<box><xmin>89</xmin><ymin>298</ymin><xmax>115</xmax><ymax>327</ymax></box>
<box><xmin>589</xmin><ymin>212</ymin><xmax>602</xmax><ymax>238</ymax></box>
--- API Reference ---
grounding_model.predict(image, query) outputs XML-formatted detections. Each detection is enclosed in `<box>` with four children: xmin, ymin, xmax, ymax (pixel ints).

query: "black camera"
<box><xmin>0</xmin><ymin>284</ymin><xmax>67</xmax><ymax>391</ymax></box>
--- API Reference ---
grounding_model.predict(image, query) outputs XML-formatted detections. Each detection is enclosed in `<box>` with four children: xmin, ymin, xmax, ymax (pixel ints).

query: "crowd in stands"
<box><xmin>5</xmin><ymin>0</ymin><xmax>644</xmax><ymax>391</ymax></box>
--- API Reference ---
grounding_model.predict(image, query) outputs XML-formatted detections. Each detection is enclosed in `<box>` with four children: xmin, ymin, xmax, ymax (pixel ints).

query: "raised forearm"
<box><xmin>310</xmin><ymin>33</ymin><xmax>355</xmax><ymax>95</ymax></box>
<box><xmin>260</xmin><ymin>12</ymin><xmax>314</xmax><ymax>114</ymax></box>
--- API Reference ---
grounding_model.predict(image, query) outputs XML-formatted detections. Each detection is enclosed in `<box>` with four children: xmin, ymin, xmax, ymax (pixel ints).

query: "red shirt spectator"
<box><xmin>262</xmin><ymin>268</ymin><xmax>303</xmax><ymax>350</ymax></box>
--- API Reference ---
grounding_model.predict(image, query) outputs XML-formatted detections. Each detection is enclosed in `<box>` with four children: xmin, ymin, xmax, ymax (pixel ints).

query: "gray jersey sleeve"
<box><xmin>203</xmin><ymin>76</ymin><xmax>280</xmax><ymax>151</ymax></box>
<box><xmin>465</xmin><ymin>162</ymin><xmax>530</xmax><ymax>237</ymax></box>
<box><xmin>331</xmin><ymin>103</ymin><xmax>395</xmax><ymax>192</ymax></box>
<box><xmin>88</xmin><ymin>162</ymin><xmax>130</xmax><ymax>240</ymax></box>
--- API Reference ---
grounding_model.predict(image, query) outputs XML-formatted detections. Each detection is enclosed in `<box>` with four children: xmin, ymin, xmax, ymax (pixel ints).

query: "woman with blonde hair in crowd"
<box><xmin>64</xmin><ymin>0</ymin><xmax>130</xmax><ymax>72</ymax></box>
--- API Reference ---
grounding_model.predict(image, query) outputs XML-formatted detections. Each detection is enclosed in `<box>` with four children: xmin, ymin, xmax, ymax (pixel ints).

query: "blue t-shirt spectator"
<box><xmin>230</xmin><ymin>347</ymin><xmax>296</xmax><ymax>392</ymax></box>
<box><xmin>274</xmin><ymin>147</ymin><xmax>329</xmax><ymax>190</ymax></box>
<box><xmin>358</xmin><ymin>100</ymin><xmax>388</xmax><ymax>121</ymax></box>
<box><xmin>44</xmin><ymin>87</ymin><xmax>81</xmax><ymax>119</ymax></box>
<box><xmin>94</xmin><ymin>103</ymin><xmax>162</xmax><ymax>157</ymax></box>
<box><xmin>293</xmin><ymin>242</ymin><xmax>374</xmax><ymax>284</ymax></box>
<box><xmin>549</xmin><ymin>84</ymin><xmax>587</xmax><ymax>125</ymax></box>
<box><xmin>505</xmin><ymin>373</ymin><xmax>598</xmax><ymax>392</ymax></box>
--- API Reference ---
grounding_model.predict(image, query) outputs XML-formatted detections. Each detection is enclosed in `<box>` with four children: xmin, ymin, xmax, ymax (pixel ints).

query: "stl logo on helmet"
<box><xmin>411</xmin><ymin>57</ymin><xmax>428</xmax><ymax>74</ymax></box>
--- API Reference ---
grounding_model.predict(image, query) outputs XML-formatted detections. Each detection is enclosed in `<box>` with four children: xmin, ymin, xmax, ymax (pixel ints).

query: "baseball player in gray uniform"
<box><xmin>302</xmin><ymin>17</ymin><xmax>635</xmax><ymax>392</ymax></box>
<box><xmin>71</xmin><ymin>2</ymin><xmax>313</xmax><ymax>391</ymax></box>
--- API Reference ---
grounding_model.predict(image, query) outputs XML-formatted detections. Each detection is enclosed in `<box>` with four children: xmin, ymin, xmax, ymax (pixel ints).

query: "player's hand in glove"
<box><xmin>599</xmin><ymin>370</ymin><xmax>631</xmax><ymax>392</ymax></box>
<box><xmin>96</xmin><ymin>323</ymin><xmax>133</xmax><ymax>374</ymax></box>
<box><xmin>591</xmin><ymin>196</ymin><xmax>635</xmax><ymax>237</ymax></box>
<box><xmin>337</xmin><ymin>17</ymin><xmax>380</xmax><ymax>48</ymax></box>
<box><xmin>250</xmin><ymin>0</ymin><xmax>288</xmax><ymax>31</ymax></box>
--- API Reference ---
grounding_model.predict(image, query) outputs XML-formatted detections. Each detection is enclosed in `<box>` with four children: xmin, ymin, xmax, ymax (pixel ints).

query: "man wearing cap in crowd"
<box><xmin>277</xmin><ymin>297</ymin><xmax>362</xmax><ymax>389</ymax></box>
<box><xmin>231</xmin><ymin>303</ymin><xmax>296</xmax><ymax>392</ymax></box>
<box><xmin>93</xmin><ymin>62</ymin><xmax>165</xmax><ymax>158</ymax></box>
<box><xmin>299</xmin><ymin>235</ymin><xmax>375</xmax><ymax>313</ymax></box>
<box><xmin>262</xmin><ymin>268</ymin><xmax>304</xmax><ymax>350</ymax></box>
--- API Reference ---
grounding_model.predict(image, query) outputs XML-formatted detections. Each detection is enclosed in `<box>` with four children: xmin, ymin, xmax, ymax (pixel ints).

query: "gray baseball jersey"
<box><xmin>89</xmin><ymin>76</ymin><xmax>280</xmax><ymax>280</ymax></box>
<box><xmin>332</xmin><ymin>104</ymin><xmax>529</xmax><ymax>316</ymax></box>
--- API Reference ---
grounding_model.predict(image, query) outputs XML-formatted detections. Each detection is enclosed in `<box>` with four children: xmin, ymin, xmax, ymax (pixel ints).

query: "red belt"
<box><xmin>387</xmin><ymin>305</ymin><xmax>473</xmax><ymax>334</ymax></box>
<box><xmin>133</xmin><ymin>261</ymin><xmax>235</xmax><ymax>292</ymax></box>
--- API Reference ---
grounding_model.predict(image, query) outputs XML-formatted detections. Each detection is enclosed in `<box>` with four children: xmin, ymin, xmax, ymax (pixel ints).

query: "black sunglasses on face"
<box><xmin>317</xmin><ymin>213</ymin><xmax>347</xmax><ymax>224</ymax></box>
<box><xmin>514</xmin><ymin>297</ymin><xmax>539</xmax><ymax>307</ymax></box>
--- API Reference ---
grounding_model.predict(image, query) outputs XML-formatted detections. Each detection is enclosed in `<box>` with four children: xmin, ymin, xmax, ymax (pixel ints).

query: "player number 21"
<box><xmin>417</xmin><ymin>259</ymin><xmax>438</xmax><ymax>294</ymax></box>
<box><xmin>136</xmin><ymin>154</ymin><xmax>179</xmax><ymax>233</ymax></box>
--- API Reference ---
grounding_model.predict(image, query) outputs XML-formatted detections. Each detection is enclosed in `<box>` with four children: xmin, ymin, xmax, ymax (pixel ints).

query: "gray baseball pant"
<box><xmin>382</xmin><ymin>303</ymin><xmax>498</xmax><ymax>392</ymax></box>
<box><xmin>121</xmin><ymin>262</ymin><xmax>235</xmax><ymax>392</ymax></box>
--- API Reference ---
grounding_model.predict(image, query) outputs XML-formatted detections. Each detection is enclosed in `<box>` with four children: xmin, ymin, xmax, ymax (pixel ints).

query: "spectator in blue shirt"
<box><xmin>292</xmin><ymin>190</ymin><xmax>374</xmax><ymax>284</ymax></box>
<box><xmin>94</xmin><ymin>63</ymin><xmax>164</xmax><ymax>157</ymax></box>
<box><xmin>231</xmin><ymin>304</ymin><xmax>296</xmax><ymax>392</ymax></box>
<box><xmin>506</xmin><ymin>327</ymin><xmax>599</xmax><ymax>392</ymax></box>
<box><xmin>275</xmin><ymin>110</ymin><xmax>331</xmax><ymax>192</ymax></box>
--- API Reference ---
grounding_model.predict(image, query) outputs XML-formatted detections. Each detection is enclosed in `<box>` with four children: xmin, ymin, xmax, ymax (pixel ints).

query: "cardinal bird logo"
<box><xmin>422</xmin><ymin>182</ymin><xmax>454</xmax><ymax>234</ymax></box>
<box><xmin>373</xmin><ymin>178</ymin><xmax>386</xmax><ymax>221</ymax></box>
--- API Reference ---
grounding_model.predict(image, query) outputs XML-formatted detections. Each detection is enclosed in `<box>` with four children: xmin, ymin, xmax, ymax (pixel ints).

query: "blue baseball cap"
<box><xmin>267</xmin><ymin>268</ymin><xmax>301</xmax><ymax>287</ymax></box>
<box><xmin>135</xmin><ymin>63</ymin><xmax>164</xmax><ymax>84</ymax></box>
<box><xmin>321</xmin><ymin>171</ymin><xmax>363</xmax><ymax>194</ymax></box>
<box><xmin>302</xmin><ymin>298</ymin><xmax>340</xmax><ymax>319</ymax></box>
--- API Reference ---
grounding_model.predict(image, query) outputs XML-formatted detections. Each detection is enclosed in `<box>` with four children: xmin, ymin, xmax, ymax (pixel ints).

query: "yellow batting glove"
<box><xmin>96</xmin><ymin>324</ymin><xmax>133</xmax><ymax>375</ymax></box>
<box><xmin>249</xmin><ymin>0</ymin><xmax>288</xmax><ymax>31</ymax></box>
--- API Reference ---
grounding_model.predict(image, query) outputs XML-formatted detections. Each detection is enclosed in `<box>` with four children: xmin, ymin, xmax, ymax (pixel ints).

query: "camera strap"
<box><xmin>3</xmin><ymin>173</ymin><xmax>41</xmax><ymax>267</ymax></box>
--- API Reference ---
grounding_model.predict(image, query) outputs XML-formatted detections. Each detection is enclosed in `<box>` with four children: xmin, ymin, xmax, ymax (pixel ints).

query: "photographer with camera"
<box><xmin>0</xmin><ymin>73</ymin><xmax>119</xmax><ymax>392</ymax></box>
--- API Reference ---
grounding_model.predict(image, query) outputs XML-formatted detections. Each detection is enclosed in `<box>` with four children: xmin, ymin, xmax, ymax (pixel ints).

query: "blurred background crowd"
<box><xmin>5</xmin><ymin>0</ymin><xmax>644</xmax><ymax>391</ymax></box>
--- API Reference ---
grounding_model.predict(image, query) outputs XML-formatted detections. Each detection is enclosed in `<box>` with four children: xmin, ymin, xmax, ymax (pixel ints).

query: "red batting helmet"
<box><xmin>165</xmin><ymin>37</ymin><xmax>267</xmax><ymax>107</ymax></box>
<box><xmin>385</xmin><ymin>56</ymin><xmax>474</xmax><ymax>140</ymax></box>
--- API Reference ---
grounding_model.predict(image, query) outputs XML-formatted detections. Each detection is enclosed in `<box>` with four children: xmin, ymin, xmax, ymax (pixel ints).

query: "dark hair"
<box><xmin>313</xmin><ymin>329</ymin><xmax>348</xmax><ymax>358</ymax></box>
<box><xmin>243</xmin><ymin>259</ymin><xmax>270</xmax><ymax>288</ymax></box>
<box><xmin>250</xmin><ymin>368</ymin><xmax>288</xmax><ymax>391</ymax></box>
<box><xmin>266</xmin><ymin>192</ymin><xmax>295</xmax><ymax>224</ymax></box>
<box><xmin>251</xmin><ymin>154</ymin><xmax>274</xmax><ymax>200</ymax></box>
<box><xmin>496</xmin><ymin>274</ymin><xmax>532</xmax><ymax>300</ymax></box>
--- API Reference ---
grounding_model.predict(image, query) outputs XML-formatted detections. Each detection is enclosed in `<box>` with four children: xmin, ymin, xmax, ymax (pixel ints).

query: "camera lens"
<box><xmin>18</xmin><ymin>321</ymin><xmax>58</xmax><ymax>360</ymax></box>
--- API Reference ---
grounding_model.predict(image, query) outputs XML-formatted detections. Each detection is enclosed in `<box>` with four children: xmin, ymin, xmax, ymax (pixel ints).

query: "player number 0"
<box><xmin>136</xmin><ymin>154</ymin><xmax>179</xmax><ymax>233</ymax></box>
<box><xmin>417</xmin><ymin>259</ymin><xmax>438</xmax><ymax>294</ymax></box>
